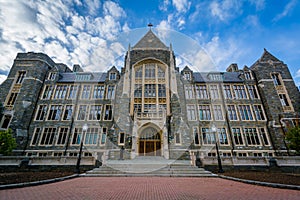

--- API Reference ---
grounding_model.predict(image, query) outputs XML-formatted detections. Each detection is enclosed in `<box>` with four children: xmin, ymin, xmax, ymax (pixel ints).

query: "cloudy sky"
<box><xmin>0</xmin><ymin>0</ymin><xmax>299</xmax><ymax>86</ymax></box>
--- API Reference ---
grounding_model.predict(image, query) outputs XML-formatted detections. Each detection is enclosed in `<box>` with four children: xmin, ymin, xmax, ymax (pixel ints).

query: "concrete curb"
<box><xmin>219</xmin><ymin>175</ymin><xmax>300</xmax><ymax>190</ymax></box>
<box><xmin>0</xmin><ymin>174</ymin><xmax>79</xmax><ymax>190</ymax></box>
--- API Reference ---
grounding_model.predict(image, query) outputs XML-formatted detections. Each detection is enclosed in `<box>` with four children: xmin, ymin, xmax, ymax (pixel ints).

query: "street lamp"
<box><xmin>75</xmin><ymin>123</ymin><xmax>88</xmax><ymax>174</ymax></box>
<box><xmin>212</xmin><ymin>124</ymin><xmax>224</xmax><ymax>173</ymax></box>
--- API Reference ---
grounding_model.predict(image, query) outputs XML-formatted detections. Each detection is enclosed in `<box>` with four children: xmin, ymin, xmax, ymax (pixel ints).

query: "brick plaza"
<box><xmin>1</xmin><ymin>177</ymin><xmax>299</xmax><ymax>200</ymax></box>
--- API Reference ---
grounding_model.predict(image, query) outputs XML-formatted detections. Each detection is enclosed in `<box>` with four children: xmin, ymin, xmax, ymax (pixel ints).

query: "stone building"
<box><xmin>0</xmin><ymin>30</ymin><xmax>299</xmax><ymax>162</ymax></box>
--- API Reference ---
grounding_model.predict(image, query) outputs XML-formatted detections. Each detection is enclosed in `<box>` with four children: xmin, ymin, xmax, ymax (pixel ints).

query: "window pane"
<box><xmin>187</xmin><ymin>105</ymin><xmax>196</xmax><ymax>121</ymax></box>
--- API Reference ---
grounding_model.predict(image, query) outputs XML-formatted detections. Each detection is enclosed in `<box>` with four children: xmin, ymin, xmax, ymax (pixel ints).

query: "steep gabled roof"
<box><xmin>133</xmin><ymin>30</ymin><xmax>168</xmax><ymax>50</ymax></box>
<box><xmin>259</xmin><ymin>48</ymin><xmax>281</xmax><ymax>63</ymax></box>
<box><xmin>182</xmin><ymin>66</ymin><xmax>192</xmax><ymax>72</ymax></box>
<box><xmin>250</xmin><ymin>49</ymin><xmax>283</xmax><ymax>69</ymax></box>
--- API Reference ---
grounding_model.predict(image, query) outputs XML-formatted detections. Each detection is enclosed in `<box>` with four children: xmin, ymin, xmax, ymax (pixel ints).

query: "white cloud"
<box><xmin>44</xmin><ymin>40</ymin><xmax>70</xmax><ymax>63</ymax></box>
<box><xmin>158</xmin><ymin>0</ymin><xmax>190</xmax><ymax>31</ymax></box>
<box><xmin>209</xmin><ymin>0</ymin><xmax>242</xmax><ymax>22</ymax></box>
<box><xmin>0</xmin><ymin>75</ymin><xmax>7</xmax><ymax>85</ymax></box>
<box><xmin>210</xmin><ymin>2</ymin><xmax>224</xmax><ymax>21</ymax></box>
<box><xmin>296</xmin><ymin>69</ymin><xmax>300</xmax><ymax>78</ymax></box>
<box><xmin>177</xmin><ymin>17</ymin><xmax>185</xmax><ymax>30</ymax></box>
<box><xmin>181</xmin><ymin>49</ymin><xmax>217</xmax><ymax>72</ymax></box>
<box><xmin>159</xmin><ymin>0</ymin><xmax>170</xmax><ymax>11</ymax></box>
<box><xmin>248</xmin><ymin>0</ymin><xmax>265</xmax><ymax>11</ymax></box>
<box><xmin>0</xmin><ymin>0</ymin><xmax>128</xmax><ymax>76</ymax></box>
<box><xmin>172</xmin><ymin>0</ymin><xmax>191</xmax><ymax>13</ymax></box>
<box><xmin>122</xmin><ymin>22</ymin><xmax>130</xmax><ymax>33</ymax></box>
<box><xmin>202</xmin><ymin>36</ymin><xmax>243</xmax><ymax>70</ymax></box>
<box><xmin>246</xmin><ymin>15</ymin><xmax>260</xmax><ymax>27</ymax></box>
<box><xmin>103</xmin><ymin>1</ymin><xmax>126</xmax><ymax>19</ymax></box>
<box><xmin>85</xmin><ymin>0</ymin><xmax>101</xmax><ymax>16</ymax></box>
<box><xmin>156</xmin><ymin>15</ymin><xmax>173</xmax><ymax>40</ymax></box>
<box><xmin>273</xmin><ymin>0</ymin><xmax>297</xmax><ymax>22</ymax></box>
<box><xmin>71</xmin><ymin>15</ymin><xmax>86</xmax><ymax>31</ymax></box>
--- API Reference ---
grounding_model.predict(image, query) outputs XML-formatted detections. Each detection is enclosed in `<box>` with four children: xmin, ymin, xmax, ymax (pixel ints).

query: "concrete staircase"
<box><xmin>84</xmin><ymin>157</ymin><xmax>216</xmax><ymax>177</ymax></box>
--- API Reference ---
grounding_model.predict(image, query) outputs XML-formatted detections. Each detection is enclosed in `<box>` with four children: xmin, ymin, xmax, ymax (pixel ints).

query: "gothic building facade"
<box><xmin>0</xmin><ymin>30</ymin><xmax>299</xmax><ymax>162</ymax></box>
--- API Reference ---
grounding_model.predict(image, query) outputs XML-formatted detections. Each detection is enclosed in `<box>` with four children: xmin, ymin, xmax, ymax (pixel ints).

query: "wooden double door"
<box><xmin>139</xmin><ymin>140</ymin><xmax>161</xmax><ymax>156</ymax></box>
<box><xmin>138</xmin><ymin>127</ymin><xmax>162</xmax><ymax>156</ymax></box>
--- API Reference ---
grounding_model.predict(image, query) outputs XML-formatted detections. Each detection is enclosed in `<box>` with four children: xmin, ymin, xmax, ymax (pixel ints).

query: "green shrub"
<box><xmin>0</xmin><ymin>129</ymin><xmax>16</xmax><ymax>156</ymax></box>
<box><xmin>285</xmin><ymin>126</ymin><xmax>300</xmax><ymax>155</ymax></box>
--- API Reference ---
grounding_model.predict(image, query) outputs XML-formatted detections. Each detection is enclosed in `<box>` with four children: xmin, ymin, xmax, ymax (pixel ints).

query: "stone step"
<box><xmin>92</xmin><ymin>167</ymin><xmax>208</xmax><ymax>173</ymax></box>
<box><xmin>84</xmin><ymin>157</ymin><xmax>216</xmax><ymax>177</ymax></box>
<box><xmin>86</xmin><ymin>166</ymin><xmax>215</xmax><ymax>177</ymax></box>
<box><xmin>84</xmin><ymin>173</ymin><xmax>217</xmax><ymax>177</ymax></box>
<box><xmin>92</xmin><ymin>169</ymin><xmax>199</xmax><ymax>174</ymax></box>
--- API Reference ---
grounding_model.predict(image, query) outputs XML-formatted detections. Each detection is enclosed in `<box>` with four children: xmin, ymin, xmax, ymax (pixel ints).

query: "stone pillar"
<box><xmin>122</xmin><ymin>45</ymin><xmax>131</xmax><ymax>97</ymax></box>
<box><xmin>190</xmin><ymin>151</ymin><xmax>195</xmax><ymax>166</ymax></box>
<box><xmin>163</xmin><ymin>126</ymin><xmax>169</xmax><ymax>159</ymax></box>
<box><xmin>169</xmin><ymin>45</ymin><xmax>178</xmax><ymax>96</ymax></box>
<box><xmin>131</xmin><ymin>119</ymin><xmax>138</xmax><ymax>159</ymax></box>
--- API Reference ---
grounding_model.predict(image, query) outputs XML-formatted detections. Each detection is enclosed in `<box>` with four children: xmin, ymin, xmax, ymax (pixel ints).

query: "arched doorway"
<box><xmin>138</xmin><ymin>127</ymin><xmax>161</xmax><ymax>156</ymax></box>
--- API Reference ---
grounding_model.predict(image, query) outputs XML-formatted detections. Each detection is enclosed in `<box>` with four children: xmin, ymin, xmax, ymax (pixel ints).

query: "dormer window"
<box><xmin>109</xmin><ymin>72</ymin><xmax>116</xmax><ymax>80</ymax></box>
<box><xmin>76</xmin><ymin>74</ymin><xmax>92</xmax><ymax>81</ymax></box>
<box><xmin>245</xmin><ymin>71</ymin><xmax>253</xmax><ymax>80</ymax></box>
<box><xmin>208</xmin><ymin>73</ymin><xmax>223</xmax><ymax>81</ymax></box>
<box><xmin>48</xmin><ymin>72</ymin><xmax>56</xmax><ymax>81</ymax></box>
<box><xmin>184</xmin><ymin>72</ymin><xmax>191</xmax><ymax>80</ymax></box>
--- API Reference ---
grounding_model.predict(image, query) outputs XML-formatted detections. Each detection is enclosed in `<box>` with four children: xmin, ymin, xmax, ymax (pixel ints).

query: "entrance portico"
<box><xmin>138</xmin><ymin>127</ymin><xmax>161</xmax><ymax>156</ymax></box>
<box><xmin>131</xmin><ymin>122</ymin><xmax>169</xmax><ymax>159</ymax></box>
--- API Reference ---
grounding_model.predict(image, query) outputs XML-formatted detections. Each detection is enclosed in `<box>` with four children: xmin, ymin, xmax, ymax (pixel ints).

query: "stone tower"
<box><xmin>0</xmin><ymin>53</ymin><xmax>58</xmax><ymax>154</ymax></box>
<box><xmin>251</xmin><ymin>49</ymin><xmax>300</xmax><ymax>155</ymax></box>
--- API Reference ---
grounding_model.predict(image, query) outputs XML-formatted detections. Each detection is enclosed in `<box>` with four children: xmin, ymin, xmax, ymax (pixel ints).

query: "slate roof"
<box><xmin>133</xmin><ymin>30</ymin><xmax>168</xmax><ymax>50</ymax></box>
<box><xmin>57</xmin><ymin>72</ymin><xmax>107</xmax><ymax>83</ymax></box>
<box><xmin>193</xmin><ymin>72</ymin><xmax>243</xmax><ymax>83</ymax></box>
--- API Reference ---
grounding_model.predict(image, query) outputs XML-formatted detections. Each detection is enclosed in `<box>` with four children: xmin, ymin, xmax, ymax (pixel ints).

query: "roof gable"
<box><xmin>133</xmin><ymin>30</ymin><xmax>168</xmax><ymax>50</ymax></box>
<box><xmin>259</xmin><ymin>48</ymin><xmax>281</xmax><ymax>63</ymax></box>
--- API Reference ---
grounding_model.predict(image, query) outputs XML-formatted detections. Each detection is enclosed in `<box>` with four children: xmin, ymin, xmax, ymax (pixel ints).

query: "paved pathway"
<box><xmin>1</xmin><ymin>177</ymin><xmax>299</xmax><ymax>200</ymax></box>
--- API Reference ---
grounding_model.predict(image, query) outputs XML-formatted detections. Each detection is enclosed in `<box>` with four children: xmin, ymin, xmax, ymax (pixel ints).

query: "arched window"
<box><xmin>145</xmin><ymin>64</ymin><xmax>156</xmax><ymax>79</ymax></box>
<box><xmin>132</xmin><ymin>62</ymin><xmax>167</xmax><ymax>115</ymax></box>
<box><xmin>158</xmin><ymin>66</ymin><xmax>165</xmax><ymax>78</ymax></box>
<box><xmin>135</xmin><ymin>67</ymin><xmax>142</xmax><ymax>79</ymax></box>
<box><xmin>140</xmin><ymin>127</ymin><xmax>160</xmax><ymax>140</ymax></box>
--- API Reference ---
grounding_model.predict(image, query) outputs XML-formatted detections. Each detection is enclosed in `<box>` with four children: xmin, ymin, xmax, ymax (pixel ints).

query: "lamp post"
<box><xmin>212</xmin><ymin>124</ymin><xmax>224</xmax><ymax>173</ymax></box>
<box><xmin>75</xmin><ymin>124</ymin><xmax>88</xmax><ymax>174</ymax></box>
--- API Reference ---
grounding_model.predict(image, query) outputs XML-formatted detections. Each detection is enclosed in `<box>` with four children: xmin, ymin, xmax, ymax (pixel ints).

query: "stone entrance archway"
<box><xmin>138</xmin><ymin>126</ymin><xmax>162</xmax><ymax>156</ymax></box>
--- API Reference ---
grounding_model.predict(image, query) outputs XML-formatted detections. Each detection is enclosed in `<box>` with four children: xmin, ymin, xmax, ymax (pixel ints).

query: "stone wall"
<box><xmin>130</xmin><ymin>49</ymin><xmax>172</xmax><ymax>67</ymax></box>
<box><xmin>251</xmin><ymin>58</ymin><xmax>300</xmax><ymax>154</ymax></box>
<box><xmin>0</xmin><ymin>53</ymin><xmax>56</xmax><ymax>153</ymax></box>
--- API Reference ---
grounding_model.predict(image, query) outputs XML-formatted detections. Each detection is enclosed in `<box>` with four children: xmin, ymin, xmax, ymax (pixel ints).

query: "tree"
<box><xmin>285</xmin><ymin>126</ymin><xmax>300</xmax><ymax>155</ymax></box>
<box><xmin>0</xmin><ymin>129</ymin><xmax>16</xmax><ymax>156</ymax></box>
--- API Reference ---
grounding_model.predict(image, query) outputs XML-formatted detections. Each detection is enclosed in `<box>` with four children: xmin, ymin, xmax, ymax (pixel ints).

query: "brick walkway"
<box><xmin>1</xmin><ymin>177</ymin><xmax>299</xmax><ymax>200</ymax></box>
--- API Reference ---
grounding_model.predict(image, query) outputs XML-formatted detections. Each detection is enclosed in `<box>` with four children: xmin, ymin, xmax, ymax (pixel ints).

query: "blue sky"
<box><xmin>0</xmin><ymin>0</ymin><xmax>299</xmax><ymax>86</ymax></box>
